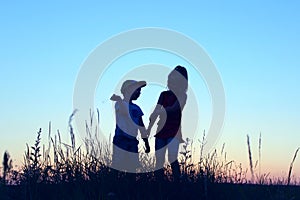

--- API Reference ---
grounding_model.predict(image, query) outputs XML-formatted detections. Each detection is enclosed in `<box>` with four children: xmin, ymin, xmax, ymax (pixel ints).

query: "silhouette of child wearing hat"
<box><xmin>110</xmin><ymin>80</ymin><xmax>150</xmax><ymax>172</ymax></box>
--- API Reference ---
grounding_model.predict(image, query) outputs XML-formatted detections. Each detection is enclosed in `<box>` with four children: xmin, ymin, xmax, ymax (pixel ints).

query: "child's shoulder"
<box><xmin>130</xmin><ymin>102</ymin><xmax>141</xmax><ymax>109</ymax></box>
<box><xmin>160</xmin><ymin>90</ymin><xmax>187</xmax><ymax>101</ymax></box>
<box><xmin>163</xmin><ymin>90</ymin><xmax>171</xmax><ymax>93</ymax></box>
<box><xmin>129</xmin><ymin>102</ymin><xmax>143</xmax><ymax>115</ymax></box>
<box><xmin>160</xmin><ymin>90</ymin><xmax>176</xmax><ymax>97</ymax></box>
<box><xmin>160</xmin><ymin>90</ymin><xmax>172</xmax><ymax>96</ymax></box>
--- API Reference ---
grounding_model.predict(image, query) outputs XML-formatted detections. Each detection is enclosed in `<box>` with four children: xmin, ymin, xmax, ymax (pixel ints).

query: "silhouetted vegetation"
<box><xmin>0</xmin><ymin>112</ymin><xmax>299</xmax><ymax>199</ymax></box>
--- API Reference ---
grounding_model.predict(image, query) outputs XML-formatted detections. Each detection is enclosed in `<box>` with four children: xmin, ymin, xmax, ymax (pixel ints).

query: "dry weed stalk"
<box><xmin>287</xmin><ymin>147</ymin><xmax>300</xmax><ymax>185</ymax></box>
<box><xmin>247</xmin><ymin>134</ymin><xmax>254</xmax><ymax>183</ymax></box>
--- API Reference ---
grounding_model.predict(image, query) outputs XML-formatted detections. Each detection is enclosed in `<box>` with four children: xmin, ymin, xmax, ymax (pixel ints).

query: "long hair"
<box><xmin>168</xmin><ymin>65</ymin><xmax>188</xmax><ymax>93</ymax></box>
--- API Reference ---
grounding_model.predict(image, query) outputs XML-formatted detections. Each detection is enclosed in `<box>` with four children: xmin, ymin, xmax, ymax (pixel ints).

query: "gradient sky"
<box><xmin>1</xmin><ymin>1</ymin><xmax>299</xmax><ymax>178</ymax></box>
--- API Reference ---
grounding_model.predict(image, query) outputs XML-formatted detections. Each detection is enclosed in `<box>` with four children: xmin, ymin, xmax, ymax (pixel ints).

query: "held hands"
<box><xmin>141</xmin><ymin>128</ymin><xmax>150</xmax><ymax>153</ymax></box>
<box><xmin>142</xmin><ymin>138</ymin><xmax>150</xmax><ymax>153</ymax></box>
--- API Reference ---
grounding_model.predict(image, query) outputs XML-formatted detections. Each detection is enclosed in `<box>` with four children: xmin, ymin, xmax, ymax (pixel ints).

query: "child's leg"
<box><xmin>167</xmin><ymin>137</ymin><xmax>180</xmax><ymax>181</ymax></box>
<box><xmin>155</xmin><ymin>138</ymin><xmax>168</xmax><ymax>169</ymax></box>
<box><xmin>155</xmin><ymin>138</ymin><xmax>168</xmax><ymax>180</ymax></box>
<box><xmin>112</xmin><ymin>144</ymin><xmax>124</xmax><ymax>170</ymax></box>
<box><xmin>126</xmin><ymin>139</ymin><xmax>140</xmax><ymax>173</ymax></box>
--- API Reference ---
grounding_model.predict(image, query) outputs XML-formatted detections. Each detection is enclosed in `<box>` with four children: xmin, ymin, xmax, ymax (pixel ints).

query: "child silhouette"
<box><xmin>110</xmin><ymin>80</ymin><xmax>150</xmax><ymax>172</ymax></box>
<box><xmin>148</xmin><ymin>66</ymin><xmax>188</xmax><ymax>181</ymax></box>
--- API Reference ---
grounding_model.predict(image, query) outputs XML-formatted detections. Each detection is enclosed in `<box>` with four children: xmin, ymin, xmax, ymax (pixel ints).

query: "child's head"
<box><xmin>121</xmin><ymin>80</ymin><xmax>146</xmax><ymax>101</ymax></box>
<box><xmin>167</xmin><ymin>65</ymin><xmax>188</xmax><ymax>93</ymax></box>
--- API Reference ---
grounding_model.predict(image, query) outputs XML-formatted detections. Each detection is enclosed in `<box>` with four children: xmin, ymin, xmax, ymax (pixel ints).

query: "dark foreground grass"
<box><xmin>0</xmin><ymin>113</ymin><xmax>299</xmax><ymax>200</ymax></box>
<box><xmin>1</xmin><ymin>179</ymin><xmax>300</xmax><ymax>200</ymax></box>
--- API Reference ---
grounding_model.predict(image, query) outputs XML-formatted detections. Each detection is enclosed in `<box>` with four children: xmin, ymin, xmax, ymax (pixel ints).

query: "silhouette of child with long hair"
<box><xmin>148</xmin><ymin>65</ymin><xmax>188</xmax><ymax>181</ymax></box>
<box><xmin>110</xmin><ymin>80</ymin><xmax>150</xmax><ymax>173</ymax></box>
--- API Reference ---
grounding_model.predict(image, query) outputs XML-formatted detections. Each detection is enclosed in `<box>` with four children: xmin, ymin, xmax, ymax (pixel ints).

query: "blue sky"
<box><xmin>1</xmin><ymin>1</ymin><xmax>300</xmax><ymax>177</ymax></box>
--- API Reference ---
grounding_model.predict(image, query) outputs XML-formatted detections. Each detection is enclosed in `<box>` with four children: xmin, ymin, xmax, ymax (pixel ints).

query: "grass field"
<box><xmin>1</xmin><ymin>113</ymin><xmax>299</xmax><ymax>200</ymax></box>
<box><xmin>1</xmin><ymin>180</ymin><xmax>300</xmax><ymax>199</ymax></box>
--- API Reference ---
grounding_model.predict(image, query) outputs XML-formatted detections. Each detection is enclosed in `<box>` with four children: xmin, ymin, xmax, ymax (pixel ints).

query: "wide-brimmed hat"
<box><xmin>121</xmin><ymin>80</ymin><xmax>146</xmax><ymax>94</ymax></box>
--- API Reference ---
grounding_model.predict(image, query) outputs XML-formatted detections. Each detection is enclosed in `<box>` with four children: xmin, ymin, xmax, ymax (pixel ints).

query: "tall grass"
<box><xmin>0</xmin><ymin>113</ymin><xmax>299</xmax><ymax>199</ymax></box>
<box><xmin>2</xmin><ymin>151</ymin><xmax>12</xmax><ymax>185</ymax></box>
<box><xmin>247</xmin><ymin>134</ymin><xmax>254</xmax><ymax>183</ymax></box>
<box><xmin>288</xmin><ymin>147</ymin><xmax>300</xmax><ymax>185</ymax></box>
<box><xmin>246</xmin><ymin>134</ymin><xmax>274</xmax><ymax>185</ymax></box>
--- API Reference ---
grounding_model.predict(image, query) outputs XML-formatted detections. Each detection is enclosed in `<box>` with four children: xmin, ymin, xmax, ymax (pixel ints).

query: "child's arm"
<box><xmin>138</xmin><ymin>117</ymin><xmax>150</xmax><ymax>153</ymax></box>
<box><xmin>148</xmin><ymin>92</ymin><xmax>166</xmax><ymax>131</ymax></box>
<box><xmin>148</xmin><ymin>104</ymin><xmax>162</xmax><ymax>131</ymax></box>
